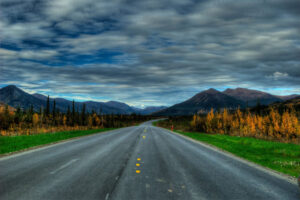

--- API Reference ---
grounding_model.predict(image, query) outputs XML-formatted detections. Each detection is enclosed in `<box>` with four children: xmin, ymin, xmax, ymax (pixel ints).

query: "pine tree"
<box><xmin>52</xmin><ymin>99</ymin><xmax>56</xmax><ymax>118</ymax></box>
<box><xmin>67</xmin><ymin>106</ymin><xmax>71</xmax><ymax>126</ymax></box>
<box><xmin>46</xmin><ymin>95</ymin><xmax>50</xmax><ymax>117</ymax></box>
<box><xmin>81</xmin><ymin>104</ymin><xmax>86</xmax><ymax>126</ymax></box>
<box><xmin>72</xmin><ymin>100</ymin><xmax>75</xmax><ymax>126</ymax></box>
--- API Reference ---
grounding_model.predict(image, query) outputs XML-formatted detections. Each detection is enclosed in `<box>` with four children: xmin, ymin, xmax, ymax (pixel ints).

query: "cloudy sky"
<box><xmin>0</xmin><ymin>0</ymin><xmax>299</xmax><ymax>107</ymax></box>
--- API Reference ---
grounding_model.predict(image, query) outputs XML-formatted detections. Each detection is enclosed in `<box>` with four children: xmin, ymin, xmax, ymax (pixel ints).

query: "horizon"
<box><xmin>1</xmin><ymin>0</ymin><xmax>300</xmax><ymax>107</ymax></box>
<box><xmin>1</xmin><ymin>84</ymin><xmax>299</xmax><ymax>109</ymax></box>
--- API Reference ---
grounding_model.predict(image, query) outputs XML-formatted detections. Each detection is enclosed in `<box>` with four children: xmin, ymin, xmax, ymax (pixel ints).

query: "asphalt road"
<box><xmin>0</xmin><ymin>121</ymin><xmax>299</xmax><ymax>200</ymax></box>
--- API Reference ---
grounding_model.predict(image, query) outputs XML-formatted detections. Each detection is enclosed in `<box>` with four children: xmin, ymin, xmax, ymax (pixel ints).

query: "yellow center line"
<box><xmin>136</xmin><ymin>170</ymin><xmax>141</xmax><ymax>174</ymax></box>
<box><xmin>137</xmin><ymin>158</ymin><xmax>141</xmax><ymax>161</ymax></box>
<box><xmin>136</xmin><ymin>163</ymin><xmax>140</xmax><ymax>167</ymax></box>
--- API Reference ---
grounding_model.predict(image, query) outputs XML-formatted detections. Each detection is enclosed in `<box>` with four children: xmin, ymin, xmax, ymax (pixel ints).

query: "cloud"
<box><xmin>269</xmin><ymin>72</ymin><xmax>289</xmax><ymax>80</ymax></box>
<box><xmin>0</xmin><ymin>0</ymin><xmax>300</xmax><ymax>106</ymax></box>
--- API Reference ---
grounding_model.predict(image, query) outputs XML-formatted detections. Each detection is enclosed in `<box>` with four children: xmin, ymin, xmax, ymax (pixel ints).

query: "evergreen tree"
<box><xmin>81</xmin><ymin>104</ymin><xmax>86</xmax><ymax>126</ymax></box>
<box><xmin>46</xmin><ymin>95</ymin><xmax>50</xmax><ymax>117</ymax></box>
<box><xmin>53</xmin><ymin>99</ymin><xmax>56</xmax><ymax>118</ymax></box>
<box><xmin>72</xmin><ymin>100</ymin><xmax>75</xmax><ymax>126</ymax></box>
<box><xmin>52</xmin><ymin>99</ymin><xmax>56</xmax><ymax>125</ymax></box>
<box><xmin>67</xmin><ymin>106</ymin><xmax>71</xmax><ymax>125</ymax></box>
<box><xmin>14</xmin><ymin>106</ymin><xmax>22</xmax><ymax>124</ymax></box>
<box><xmin>29</xmin><ymin>105</ymin><xmax>34</xmax><ymax>115</ymax></box>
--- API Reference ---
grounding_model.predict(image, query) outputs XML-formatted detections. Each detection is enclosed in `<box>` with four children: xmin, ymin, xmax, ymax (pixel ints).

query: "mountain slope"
<box><xmin>133</xmin><ymin>106</ymin><xmax>168</xmax><ymax>115</ymax></box>
<box><xmin>275</xmin><ymin>94</ymin><xmax>300</xmax><ymax>101</ymax></box>
<box><xmin>223</xmin><ymin>88</ymin><xmax>282</xmax><ymax>106</ymax></box>
<box><xmin>154</xmin><ymin>89</ymin><xmax>244</xmax><ymax>116</ymax></box>
<box><xmin>0</xmin><ymin>85</ymin><xmax>46</xmax><ymax>111</ymax></box>
<box><xmin>105</xmin><ymin>101</ymin><xmax>136</xmax><ymax>113</ymax></box>
<box><xmin>0</xmin><ymin>85</ymin><xmax>166</xmax><ymax>114</ymax></box>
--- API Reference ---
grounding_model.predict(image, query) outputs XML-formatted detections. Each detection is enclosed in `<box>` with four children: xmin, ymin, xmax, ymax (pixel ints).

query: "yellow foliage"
<box><xmin>32</xmin><ymin>113</ymin><xmax>39</xmax><ymax>126</ymax></box>
<box><xmin>191</xmin><ymin>107</ymin><xmax>300</xmax><ymax>142</ymax></box>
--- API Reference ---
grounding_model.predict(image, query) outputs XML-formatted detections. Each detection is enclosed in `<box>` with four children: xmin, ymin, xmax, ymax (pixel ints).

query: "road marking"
<box><xmin>136</xmin><ymin>163</ymin><xmax>140</xmax><ymax>167</ymax></box>
<box><xmin>168</xmin><ymin>189</ymin><xmax>173</xmax><ymax>193</ymax></box>
<box><xmin>143</xmin><ymin>135</ymin><xmax>146</xmax><ymax>139</ymax></box>
<box><xmin>137</xmin><ymin>158</ymin><xmax>141</xmax><ymax>161</ymax></box>
<box><xmin>105</xmin><ymin>193</ymin><xmax>110</xmax><ymax>200</ymax></box>
<box><xmin>50</xmin><ymin>159</ymin><xmax>79</xmax><ymax>174</ymax></box>
<box><xmin>136</xmin><ymin>170</ymin><xmax>141</xmax><ymax>173</ymax></box>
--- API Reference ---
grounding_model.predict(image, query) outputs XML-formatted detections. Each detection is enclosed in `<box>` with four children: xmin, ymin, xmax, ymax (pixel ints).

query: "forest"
<box><xmin>0</xmin><ymin>96</ymin><xmax>153</xmax><ymax>136</ymax></box>
<box><xmin>157</xmin><ymin>103</ymin><xmax>300</xmax><ymax>144</ymax></box>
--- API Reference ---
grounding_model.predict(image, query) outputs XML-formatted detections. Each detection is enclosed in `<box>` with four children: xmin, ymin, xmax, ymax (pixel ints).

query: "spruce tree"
<box><xmin>52</xmin><ymin>99</ymin><xmax>56</xmax><ymax>125</ymax></box>
<box><xmin>46</xmin><ymin>95</ymin><xmax>50</xmax><ymax>117</ymax></box>
<box><xmin>53</xmin><ymin>99</ymin><xmax>56</xmax><ymax>118</ymax></box>
<box><xmin>67</xmin><ymin>106</ymin><xmax>71</xmax><ymax>126</ymax></box>
<box><xmin>72</xmin><ymin>100</ymin><xmax>75</xmax><ymax>126</ymax></box>
<box><xmin>81</xmin><ymin>104</ymin><xmax>86</xmax><ymax>126</ymax></box>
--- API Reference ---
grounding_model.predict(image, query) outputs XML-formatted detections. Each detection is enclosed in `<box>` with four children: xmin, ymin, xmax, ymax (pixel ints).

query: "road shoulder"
<box><xmin>156</xmin><ymin>126</ymin><xmax>298</xmax><ymax>185</ymax></box>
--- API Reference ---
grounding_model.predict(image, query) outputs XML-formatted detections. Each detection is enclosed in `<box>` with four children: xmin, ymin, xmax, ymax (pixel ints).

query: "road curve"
<box><xmin>0</xmin><ymin>121</ymin><xmax>299</xmax><ymax>200</ymax></box>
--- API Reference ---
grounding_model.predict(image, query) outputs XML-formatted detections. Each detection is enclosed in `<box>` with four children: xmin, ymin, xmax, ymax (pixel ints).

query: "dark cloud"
<box><xmin>0</xmin><ymin>0</ymin><xmax>300</xmax><ymax>107</ymax></box>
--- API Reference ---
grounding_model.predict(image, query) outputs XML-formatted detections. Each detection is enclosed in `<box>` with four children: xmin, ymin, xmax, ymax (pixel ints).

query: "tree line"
<box><xmin>156</xmin><ymin>106</ymin><xmax>300</xmax><ymax>143</ymax></box>
<box><xmin>190</xmin><ymin>106</ymin><xmax>300</xmax><ymax>143</ymax></box>
<box><xmin>0</xmin><ymin>96</ymin><xmax>152</xmax><ymax>136</ymax></box>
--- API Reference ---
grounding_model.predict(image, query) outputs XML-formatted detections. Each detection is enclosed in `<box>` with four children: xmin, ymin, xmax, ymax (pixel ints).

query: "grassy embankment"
<box><xmin>0</xmin><ymin>128</ymin><xmax>116</xmax><ymax>154</ymax></box>
<box><xmin>153</xmin><ymin>121</ymin><xmax>300</xmax><ymax>177</ymax></box>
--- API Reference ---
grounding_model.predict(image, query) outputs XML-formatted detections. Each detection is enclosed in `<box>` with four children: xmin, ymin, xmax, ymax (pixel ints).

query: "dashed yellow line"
<box><xmin>137</xmin><ymin>158</ymin><xmax>141</xmax><ymax>161</ymax></box>
<box><xmin>143</xmin><ymin>135</ymin><xmax>146</xmax><ymax>139</ymax></box>
<box><xmin>136</xmin><ymin>170</ymin><xmax>141</xmax><ymax>174</ymax></box>
<box><xmin>136</xmin><ymin>163</ymin><xmax>140</xmax><ymax>167</ymax></box>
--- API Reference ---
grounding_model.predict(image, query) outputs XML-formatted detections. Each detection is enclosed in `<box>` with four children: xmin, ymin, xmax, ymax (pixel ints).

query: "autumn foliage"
<box><xmin>190</xmin><ymin>107</ymin><xmax>300</xmax><ymax>143</ymax></box>
<box><xmin>0</xmin><ymin>99</ymin><xmax>151</xmax><ymax>136</ymax></box>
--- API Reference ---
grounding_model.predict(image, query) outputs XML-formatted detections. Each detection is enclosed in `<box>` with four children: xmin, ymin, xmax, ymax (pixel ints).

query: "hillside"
<box><xmin>154</xmin><ymin>88</ymin><xmax>299</xmax><ymax>116</ymax></box>
<box><xmin>154</xmin><ymin>88</ymin><xmax>244</xmax><ymax>116</ymax></box>
<box><xmin>0</xmin><ymin>85</ymin><xmax>165</xmax><ymax>114</ymax></box>
<box><xmin>223</xmin><ymin>88</ymin><xmax>282</xmax><ymax>106</ymax></box>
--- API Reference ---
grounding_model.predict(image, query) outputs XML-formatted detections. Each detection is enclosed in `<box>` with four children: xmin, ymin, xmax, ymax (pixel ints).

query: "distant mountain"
<box><xmin>252</xmin><ymin>96</ymin><xmax>300</xmax><ymax>115</ymax></box>
<box><xmin>133</xmin><ymin>106</ymin><xmax>168</xmax><ymax>115</ymax></box>
<box><xmin>275</xmin><ymin>94</ymin><xmax>300</xmax><ymax>101</ymax></box>
<box><xmin>0</xmin><ymin>85</ymin><xmax>166</xmax><ymax>115</ymax></box>
<box><xmin>154</xmin><ymin>88</ymin><xmax>244</xmax><ymax>116</ymax></box>
<box><xmin>105</xmin><ymin>101</ymin><xmax>136</xmax><ymax>113</ymax></box>
<box><xmin>32</xmin><ymin>93</ymin><xmax>48</xmax><ymax>101</ymax></box>
<box><xmin>223</xmin><ymin>88</ymin><xmax>282</xmax><ymax>106</ymax></box>
<box><xmin>154</xmin><ymin>88</ymin><xmax>300</xmax><ymax>116</ymax></box>
<box><xmin>0</xmin><ymin>85</ymin><xmax>46</xmax><ymax>111</ymax></box>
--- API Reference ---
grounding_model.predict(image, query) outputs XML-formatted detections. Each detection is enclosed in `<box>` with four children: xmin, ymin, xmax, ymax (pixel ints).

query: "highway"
<box><xmin>0</xmin><ymin>121</ymin><xmax>299</xmax><ymax>200</ymax></box>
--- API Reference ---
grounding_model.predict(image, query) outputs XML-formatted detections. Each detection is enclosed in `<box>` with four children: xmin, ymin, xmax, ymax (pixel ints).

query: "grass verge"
<box><xmin>0</xmin><ymin>128</ymin><xmax>116</xmax><ymax>155</ymax></box>
<box><xmin>154</xmin><ymin>122</ymin><xmax>300</xmax><ymax>177</ymax></box>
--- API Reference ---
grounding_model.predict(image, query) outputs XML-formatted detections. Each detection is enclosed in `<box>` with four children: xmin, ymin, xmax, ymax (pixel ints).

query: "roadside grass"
<box><xmin>153</xmin><ymin>122</ymin><xmax>300</xmax><ymax>177</ymax></box>
<box><xmin>0</xmin><ymin>128</ymin><xmax>116</xmax><ymax>154</ymax></box>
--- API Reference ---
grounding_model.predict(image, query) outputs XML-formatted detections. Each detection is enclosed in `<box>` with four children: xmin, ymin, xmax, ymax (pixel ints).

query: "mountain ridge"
<box><xmin>154</xmin><ymin>88</ymin><xmax>299</xmax><ymax>116</ymax></box>
<box><xmin>0</xmin><ymin>85</ymin><xmax>166</xmax><ymax>115</ymax></box>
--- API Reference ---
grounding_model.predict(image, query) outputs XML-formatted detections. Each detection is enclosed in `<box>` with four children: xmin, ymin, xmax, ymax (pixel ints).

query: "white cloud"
<box><xmin>271</xmin><ymin>72</ymin><xmax>289</xmax><ymax>80</ymax></box>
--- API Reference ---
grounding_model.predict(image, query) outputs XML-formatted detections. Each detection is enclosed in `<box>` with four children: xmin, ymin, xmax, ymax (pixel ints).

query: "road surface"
<box><xmin>0</xmin><ymin>121</ymin><xmax>299</xmax><ymax>200</ymax></box>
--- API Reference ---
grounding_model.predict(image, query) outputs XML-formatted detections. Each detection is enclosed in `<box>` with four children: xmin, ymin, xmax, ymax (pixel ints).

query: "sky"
<box><xmin>0</xmin><ymin>0</ymin><xmax>300</xmax><ymax>107</ymax></box>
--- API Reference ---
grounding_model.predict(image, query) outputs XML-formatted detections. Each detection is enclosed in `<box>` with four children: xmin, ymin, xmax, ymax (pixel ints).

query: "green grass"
<box><xmin>176</xmin><ymin>130</ymin><xmax>300</xmax><ymax>177</ymax></box>
<box><xmin>154</xmin><ymin>121</ymin><xmax>300</xmax><ymax>177</ymax></box>
<box><xmin>0</xmin><ymin>128</ymin><xmax>116</xmax><ymax>154</ymax></box>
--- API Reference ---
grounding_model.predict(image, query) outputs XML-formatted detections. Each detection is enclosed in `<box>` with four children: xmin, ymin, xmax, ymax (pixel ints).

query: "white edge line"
<box><xmin>105</xmin><ymin>193</ymin><xmax>110</xmax><ymax>200</ymax></box>
<box><xmin>0</xmin><ymin>128</ymin><xmax>125</xmax><ymax>162</ymax></box>
<box><xmin>50</xmin><ymin>158</ymin><xmax>79</xmax><ymax>174</ymax></box>
<box><xmin>157</xmin><ymin>126</ymin><xmax>298</xmax><ymax>185</ymax></box>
